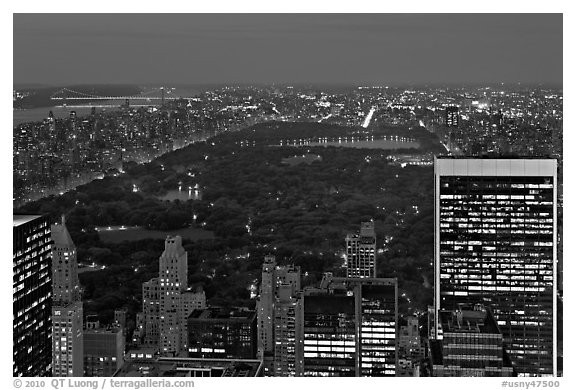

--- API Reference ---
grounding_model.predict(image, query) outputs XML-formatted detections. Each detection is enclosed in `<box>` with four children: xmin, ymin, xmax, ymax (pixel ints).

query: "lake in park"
<box><xmin>280</xmin><ymin>136</ymin><xmax>420</xmax><ymax>150</ymax></box>
<box><xmin>157</xmin><ymin>188</ymin><xmax>203</xmax><ymax>201</ymax></box>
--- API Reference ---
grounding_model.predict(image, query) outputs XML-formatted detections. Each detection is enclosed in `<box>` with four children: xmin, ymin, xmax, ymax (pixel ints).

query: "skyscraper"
<box><xmin>273</xmin><ymin>282</ymin><xmax>303</xmax><ymax>376</ymax></box>
<box><xmin>138</xmin><ymin>236</ymin><xmax>204</xmax><ymax>356</ymax></box>
<box><xmin>434</xmin><ymin>157</ymin><xmax>557</xmax><ymax>376</ymax></box>
<box><xmin>256</xmin><ymin>256</ymin><xmax>301</xmax><ymax>375</ymax></box>
<box><xmin>142</xmin><ymin>278</ymin><xmax>160</xmax><ymax>346</ymax></box>
<box><xmin>158</xmin><ymin>236</ymin><xmax>188</xmax><ymax>355</ymax></box>
<box><xmin>51</xmin><ymin>216</ymin><xmax>84</xmax><ymax>377</ymax></box>
<box><xmin>13</xmin><ymin>215</ymin><xmax>52</xmax><ymax>377</ymax></box>
<box><xmin>300</xmin><ymin>274</ymin><xmax>397</xmax><ymax>377</ymax></box>
<box><xmin>256</xmin><ymin>255</ymin><xmax>276</xmax><ymax>358</ymax></box>
<box><xmin>445</xmin><ymin>106</ymin><xmax>459</xmax><ymax>127</ymax></box>
<box><xmin>345</xmin><ymin>221</ymin><xmax>377</xmax><ymax>278</ymax></box>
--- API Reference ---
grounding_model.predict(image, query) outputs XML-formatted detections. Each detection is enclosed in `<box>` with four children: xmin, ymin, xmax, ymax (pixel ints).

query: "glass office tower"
<box><xmin>13</xmin><ymin>215</ymin><xmax>52</xmax><ymax>377</ymax></box>
<box><xmin>434</xmin><ymin>158</ymin><xmax>557</xmax><ymax>376</ymax></box>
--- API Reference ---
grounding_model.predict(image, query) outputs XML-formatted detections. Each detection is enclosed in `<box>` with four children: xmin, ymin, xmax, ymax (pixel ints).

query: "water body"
<box><xmin>13</xmin><ymin>106</ymin><xmax>106</xmax><ymax>127</ymax></box>
<box><xmin>158</xmin><ymin>189</ymin><xmax>202</xmax><ymax>202</ymax></box>
<box><xmin>13</xmin><ymin>86</ymin><xmax>203</xmax><ymax>127</ymax></box>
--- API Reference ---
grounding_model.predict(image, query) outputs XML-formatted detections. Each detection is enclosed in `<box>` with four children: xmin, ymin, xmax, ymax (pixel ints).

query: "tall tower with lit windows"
<box><xmin>434</xmin><ymin>157</ymin><xmax>557</xmax><ymax>376</ymax></box>
<box><xmin>14</xmin><ymin>215</ymin><xmax>52</xmax><ymax>377</ymax></box>
<box><xmin>51</xmin><ymin>216</ymin><xmax>84</xmax><ymax>377</ymax></box>
<box><xmin>345</xmin><ymin>221</ymin><xmax>377</xmax><ymax>278</ymax></box>
<box><xmin>158</xmin><ymin>236</ymin><xmax>188</xmax><ymax>355</ymax></box>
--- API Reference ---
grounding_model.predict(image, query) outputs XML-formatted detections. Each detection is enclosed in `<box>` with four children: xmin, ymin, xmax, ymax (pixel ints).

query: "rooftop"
<box><xmin>13</xmin><ymin>214</ymin><xmax>43</xmax><ymax>227</ymax></box>
<box><xmin>51</xmin><ymin>217</ymin><xmax>75</xmax><ymax>247</ymax></box>
<box><xmin>439</xmin><ymin>304</ymin><xmax>500</xmax><ymax>334</ymax></box>
<box><xmin>84</xmin><ymin>325</ymin><xmax>123</xmax><ymax>335</ymax></box>
<box><xmin>115</xmin><ymin>358</ymin><xmax>262</xmax><ymax>377</ymax></box>
<box><xmin>189</xmin><ymin>307</ymin><xmax>256</xmax><ymax>322</ymax></box>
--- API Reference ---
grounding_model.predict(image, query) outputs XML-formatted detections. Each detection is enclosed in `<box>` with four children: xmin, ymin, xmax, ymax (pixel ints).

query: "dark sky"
<box><xmin>13</xmin><ymin>13</ymin><xmax>563</xmax><ymax>86</ymax></box>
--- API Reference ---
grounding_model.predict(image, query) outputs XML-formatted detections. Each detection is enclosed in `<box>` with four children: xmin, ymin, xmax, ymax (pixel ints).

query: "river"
<box><xmin>13</xmin><ymin>86</ymin><xmax>204</xmax><ymax>127</ymax></box>
<box><xmin>13</xmin><ymin>105</ymin><xmax>125</xmax><ymax>128</ymax></box>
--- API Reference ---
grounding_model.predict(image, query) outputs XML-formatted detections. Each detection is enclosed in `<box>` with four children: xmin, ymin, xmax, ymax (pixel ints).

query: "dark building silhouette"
<box><xmin>13</xmin><ymin>215</ymin><xmax>52</xmax><ymax>376</ymax></box>
<box><xmin>188</xmin><ymin>307</ymin><xmax>257</xmax><ymax>359</ymax></box>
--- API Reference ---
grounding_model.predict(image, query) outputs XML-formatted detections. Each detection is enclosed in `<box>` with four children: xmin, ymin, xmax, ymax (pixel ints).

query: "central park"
<box><xmin>15</xmin><ymin>120</ymin><xmax>445</xmax><ymax>332</ymax></box>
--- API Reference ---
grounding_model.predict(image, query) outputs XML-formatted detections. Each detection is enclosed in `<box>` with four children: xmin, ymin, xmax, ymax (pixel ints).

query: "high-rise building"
<box><xmin>138</xmin><ymin>236</ymin><xmax>202</xmax><ymax>356</ymax></box>
<box><xmin>256</xmin><ymin>258</ymin><xmax>301</xmax><ymax>348</ymax></box>
<box><xmin>256</xmin><ymin>256</ymin><xmax>301</xmax><ymax>375</ymax></box>
<box><xmin>434</xmin><ymin>157</ymin><xmax>557</xmax><ymax>376</ymax></box>
<box><xmin>300</xmin><ymin>274</ymin><xmax>397</xmax><ymax>377</ymax></box>
<box><xmin>445</xmin><ymin>106</ymin><xmax>459</xmax><ymax>127</ymax></box>
<box><xmin>256</xmin><ymin>255</ymin><xmax>276</xmax><ymax>358</ymax></box>
<box><xmin>159</xmin><ymin>236</ymin><xmax>188</xmax><ymax>355</ymax></box>
<box><xmin>84</xmin><ymin>324</ymin><xmax>125</xmax><ymax>377</ymax></box>
<box><xmin>345</xmin><ymin>221</ymin><xmax>377</xmax><ymax>278</ymax></box>
<box><xmin>429</xmin><ymin>304</ymin><xmax>514</xmax><ymax>377</ymax></box>
<box><xmin>51</xmin><ymin>216</ymin><xmax>84</xmax><ymax>377</ymax></box>
<box><xmin>13</xmin><ymin>215</ymin><xmax>52</xmax><ymax>377</ymax></box>
<box><xmin>142</xmin><ymin>278</ymin><xmax>160</xmax><ymax>346</ymax></box>
<box><xmin>273</xmin><ymin>283</ymin><xmax>303</xmax><ymax>377</ymax></box>
<box><xmin>187</xmin><ymin>308</ymin><xmax>257</xmax><ymax>359</ymax></box>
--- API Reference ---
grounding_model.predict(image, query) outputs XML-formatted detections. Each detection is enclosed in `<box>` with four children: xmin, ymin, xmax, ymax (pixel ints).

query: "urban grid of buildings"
<box><xmin>13</xmin><ymin>85</ymin><xmax>561</xmax><ymax>378</ymax></box>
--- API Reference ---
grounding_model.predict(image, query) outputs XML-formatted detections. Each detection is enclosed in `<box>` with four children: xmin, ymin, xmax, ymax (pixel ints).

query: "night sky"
<box><xmin>13</xmin><ymin>13</ymin><xmax>562</xmax><ymax>86</ymax></box>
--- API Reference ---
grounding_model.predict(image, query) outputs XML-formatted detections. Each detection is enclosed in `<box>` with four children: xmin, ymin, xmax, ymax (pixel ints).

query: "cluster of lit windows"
<box><xmin>438</xmin><ymin>174</ymin><xmax>555</xmax><ymax>376</ymax></box>
<box><xmin>14</xmin><ymin>217</ymin><xmax>52</xmax><ymax>377</ymax></box>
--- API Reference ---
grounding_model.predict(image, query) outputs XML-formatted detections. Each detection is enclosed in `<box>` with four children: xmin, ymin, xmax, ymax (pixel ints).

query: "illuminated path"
<box><xmin>362</xmin><ymin>107</ymin><xmax>376</xmax><ymax>128</ymax></box>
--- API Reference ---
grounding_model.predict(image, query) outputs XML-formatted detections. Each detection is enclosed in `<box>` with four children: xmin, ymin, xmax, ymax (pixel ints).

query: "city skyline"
<box><xmin>13</xmin><ymin>13</ymin><xmax>562</xmax><ymax>86</ymax></box>
<box><xmin>12</xmin><ymin>11</ymin><xmax>564</xmax><ymax>380</ymax></box>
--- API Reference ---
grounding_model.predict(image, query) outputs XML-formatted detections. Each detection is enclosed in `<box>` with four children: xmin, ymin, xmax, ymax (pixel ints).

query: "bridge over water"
<box><xmin>50</xmin><ymin>87</ymin><xmax>191</xmax><ymax>103</ymax></box>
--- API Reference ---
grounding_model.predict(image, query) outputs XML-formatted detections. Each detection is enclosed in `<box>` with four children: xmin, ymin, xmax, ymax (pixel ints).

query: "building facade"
<box><xmin>188</xmin><ymin>308</ymin><xmax>257</xmax><ymax>359</ymax></box>
<box><xmin>256</xmin><ymin>255</ymin><xmax>276</xmax><ymax>358</ymax></box>
<box><xmin>397</xmin><ymin>316</ymin><xmax>424</xmax><ymax>377</ymax></box>
<box><xmin>142</xmin><ymin>278</ymin><xmax>160</xmax><ymax>346</ymax></box>
<box><xmin>13</xmin><ymin>215</ymin><xmax>52</xmax><ymax>377</ymax></box>
<box><xmin>273</xmin><ymin>283</ymin><xmax>303</xmax><ymax>376</ymax></box>
<box><xmin>84</xmin><ymin>325</ymin><xmax>125</xmax><ymax>377</ymax></box>
<box><xmin>256</xmin><ymin>255</ymin><xmax>302</xmax><ymax>375</ymax></box>
<box><xmin>138</xmin><ymin>236</ymin><xmax>206</xmax><ymax>356</ymax></box>
<box><xmin>158</xmin><ymin>236</ymin><xmax>188</xmax><ymax>355</ymax></box>
<box><xmin>300</xmin><ymin>275</ymin><xmax>397</xmax><ymax>377</ymax></box>
<box><xmin>445</xmin><ymin>106</ymin><xmax>459</xmax><ymax>127</ymax></box>
<box><xmin>434</xmin><ymin>158</ymin><xmax>557</xmax><ymax>376</ymax></box>
<box><xmin>345</xmin><ymin>221</ymin><xmax>377</xmax><ymax>278</ymax></box>
<box><xmin>430</xmin><ymin>304</ymin><xmax>514</xmax><ymax>377</ymax></box>
<box><xmin>180</xmin><ymin>288</ymin><xmax>207</xmax><ymax>350</ymax></box>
